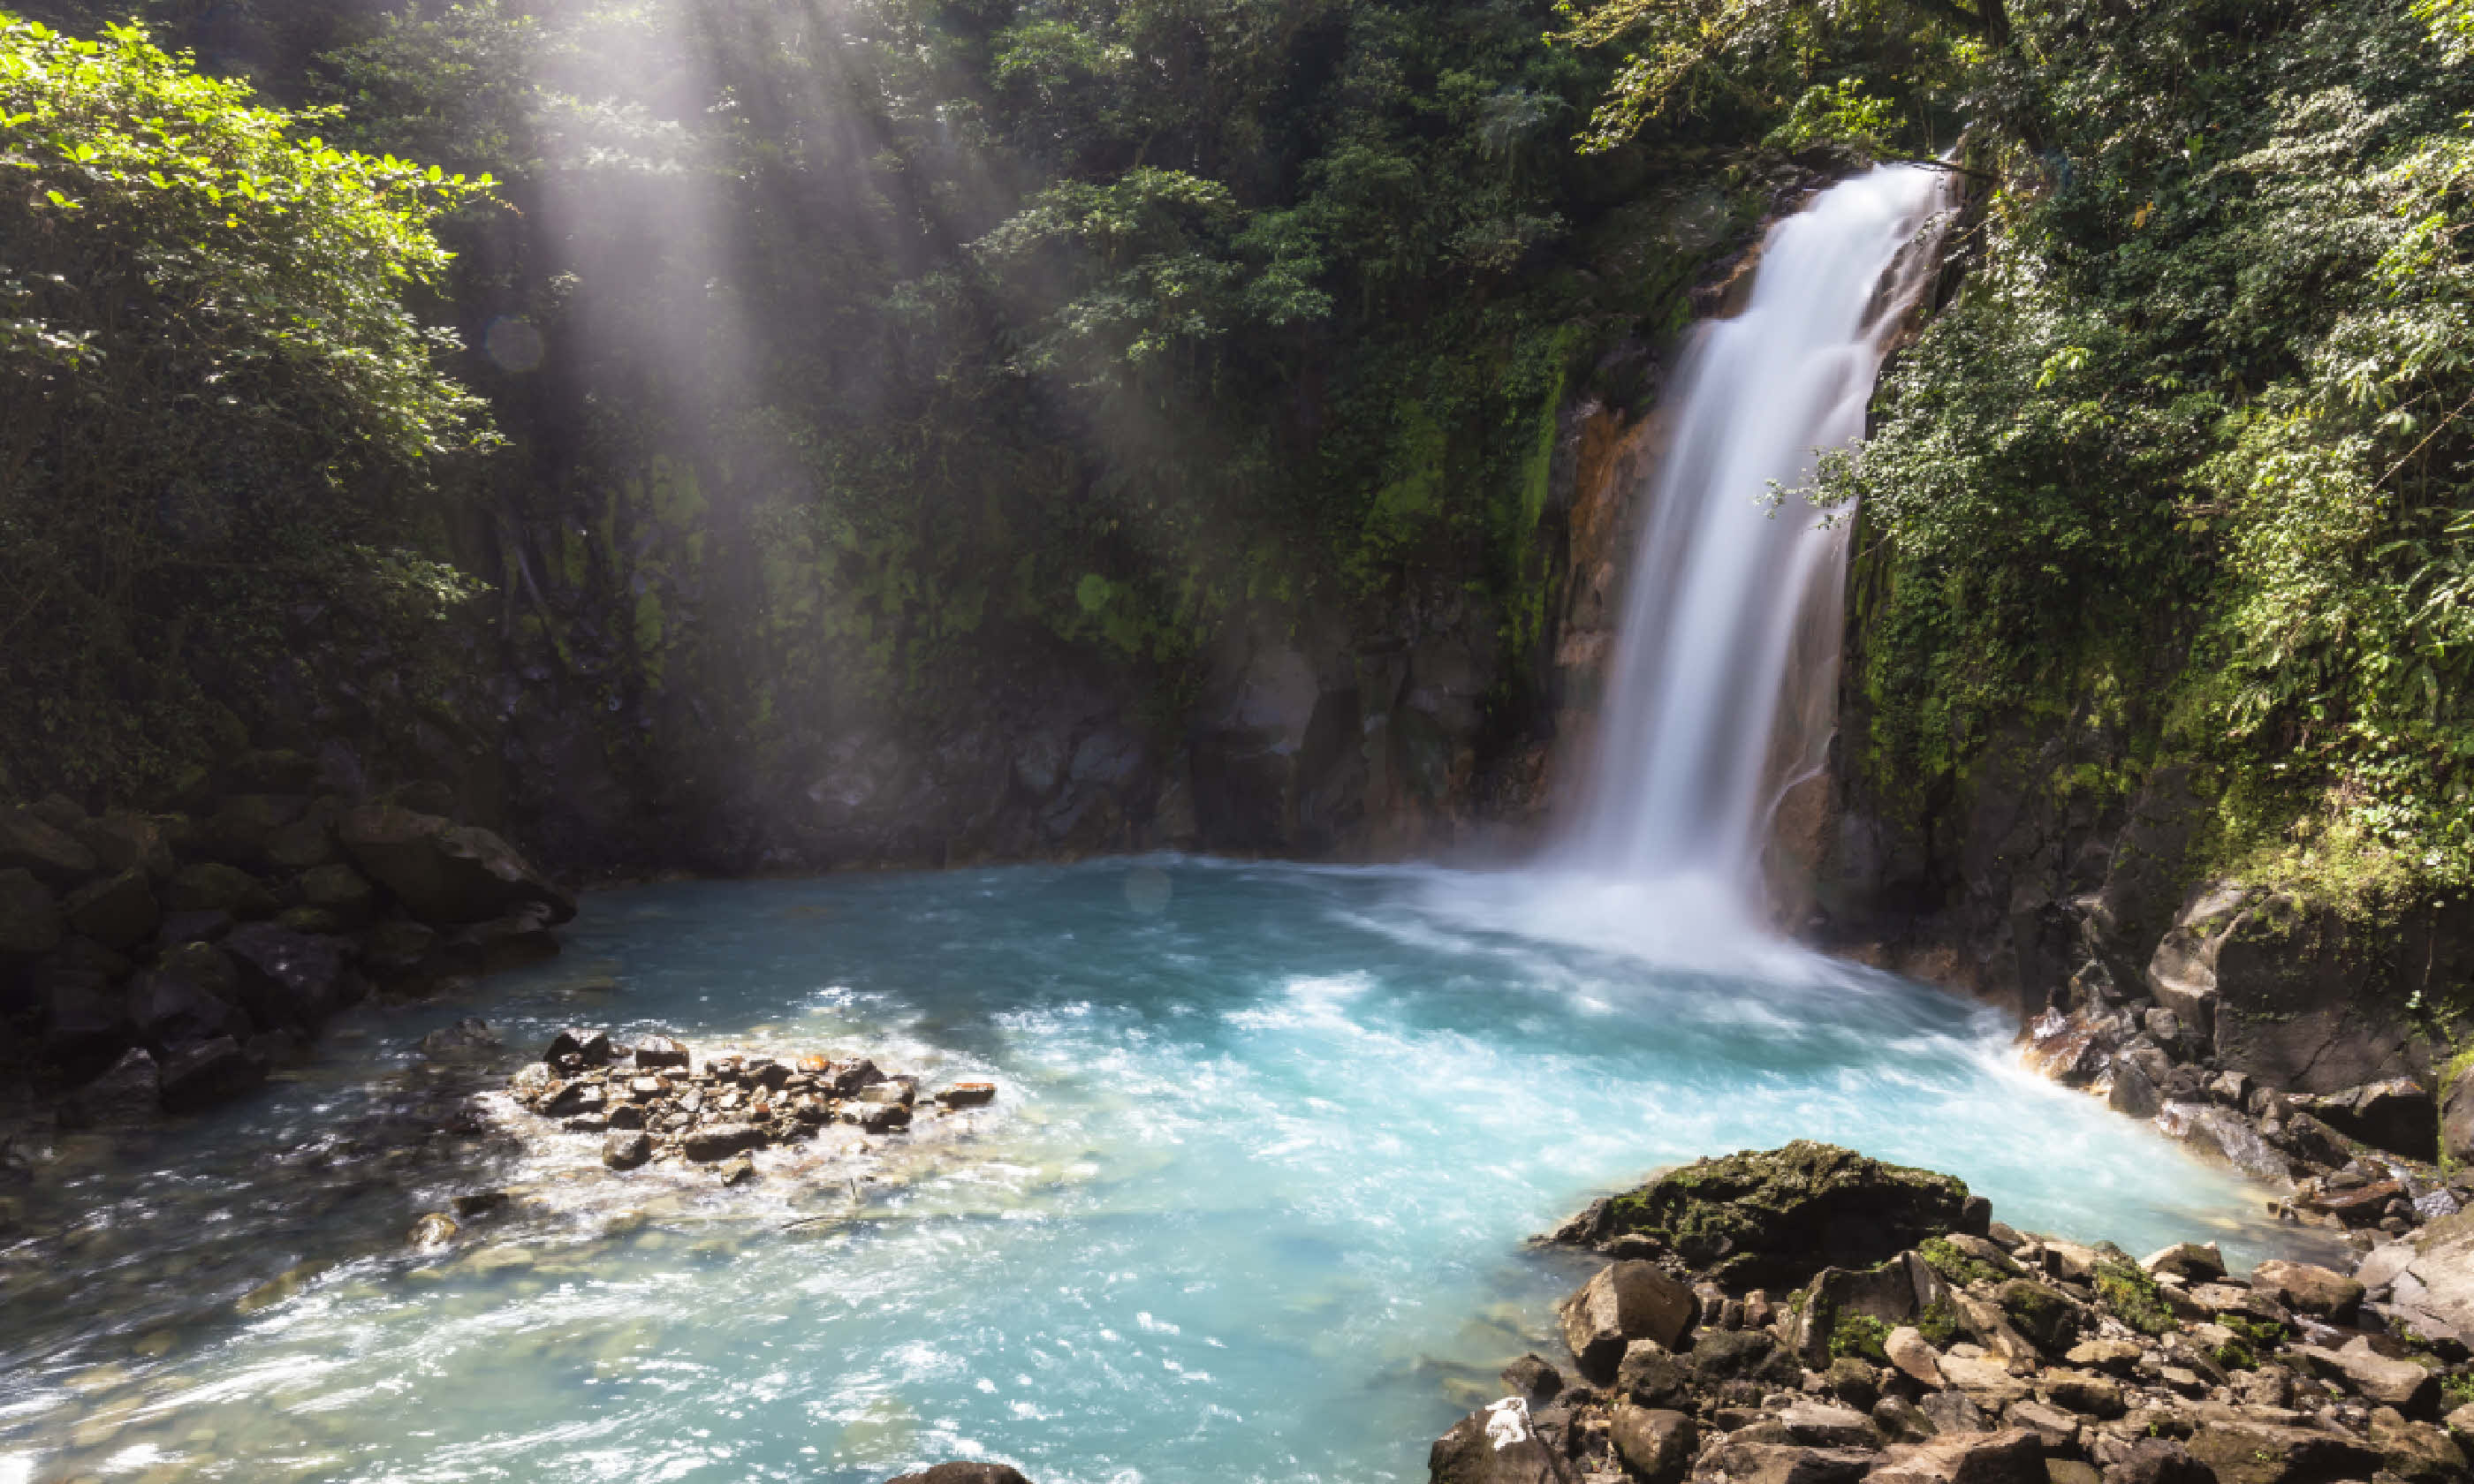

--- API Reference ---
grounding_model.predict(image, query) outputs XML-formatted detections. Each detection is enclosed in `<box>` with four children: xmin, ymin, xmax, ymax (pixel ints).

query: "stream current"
<box><xmin>0</xmin><ymin>859</ymin><xmax>2319</xmax><ymax>1484</ymax></box>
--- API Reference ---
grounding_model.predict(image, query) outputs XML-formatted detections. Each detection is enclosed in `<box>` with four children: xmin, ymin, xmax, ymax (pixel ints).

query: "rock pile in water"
<box><xmin>506</xmin><ymin>1027</ymin><xmax>998</xmax><ymax>1175</ymax></box>
<box><xmin>1431</xmin><ymin>1143</ymin><xmax>2474</xmax><ymax>1484</ymax></box>
<box><xmin>3</xmin><ymin>775</ymin><xmax>574</xmax><ymax>1125</ymax></box>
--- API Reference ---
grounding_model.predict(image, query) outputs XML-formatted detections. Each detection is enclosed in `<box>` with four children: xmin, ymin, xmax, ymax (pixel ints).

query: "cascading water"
<box><xmin>1560</xmin><ymin>164</ymin><xmax>1953</xmax><ymax>898</ymax></box>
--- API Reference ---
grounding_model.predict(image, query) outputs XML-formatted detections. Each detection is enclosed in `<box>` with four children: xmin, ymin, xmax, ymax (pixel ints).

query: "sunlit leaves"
<box><xmin>0</xmin><ymin>11</ymin><xmax>496</xmax><ymax>799</ymax></box>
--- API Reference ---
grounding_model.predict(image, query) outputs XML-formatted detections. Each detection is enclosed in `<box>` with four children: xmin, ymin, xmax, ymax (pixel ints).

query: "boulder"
<box><xmin>75</xmin><ymin>812</ymin><xmax>174</xmax><ymax>879</ymax></box>
<box><xmin>2182</xmin><ymin>1421</ymin><xmax>2379</xmax><ymax>1484</ymax></box>
<box><xmin>2098</xmin><ymin>1438</ymin><xmax>2210</xmax><ymax>1484</ymax></box>
<box><xmin>167</xmin><ymin>863</ymin><xmax>276</xmax><ymax>917</ymax></box>
<box><xmin>1789</xmin><ymin>1255</ymin><xmax>1947</xmax><ymax>1361</ymax></box>
<box><xmin>1691</xmin><ymin>1441</ymin><xmax>1874</xmax><ymax>1484</ymax></box>
<box><xmin>2106</xmin><ymin>1048</ymin><xmax>2168</xmax><ymax>1120</ymax></box>
<box><xmin>1428</xmin><ymin>1399</ymin><xmax>1575</xmax><ymax>1484</ymax></box>
<box><xmin>2037</xmin><ymin>1369</ymin><xmax>2125</xmax><ymax>1420</ymax></box>
<box><xmin>846</xmin><ymin>1102</ymin><xmax>913</xmax><ymax>1132</ymax></box>
<box><xmin>223</xmin><ymin>923</ymin><xmax>360</xmax><ymax>1030</ymax></box>
<box><xmin>1778</xmin><ymin>1402</ymin><xmax>1878</xmax><ymax>1449</ymax></box>
<box><xmin>156</xmin><ymin>909</ymin><xmax>233</xmax><ymax>947</ymax></box>
<box><xmin>1610</xmin><ymin>1404</ymin><xmax>1696</xmax><ymax>1482</ymax></box>
<box><xmin>2141</xmin><ymin>1243</ymin><xmax>2225</xmax><ymax>1283</ymax></box>
<box><xmin>339</xmin><ymin>806</ymin><xmax>576</xmax><ymax>926</ymax></box>
<box><xmin>41</xmin><ymin>974</ymin><xmax>127</xmax><ymax>1064</ymax></box>
<box><xmin>884</xmin><ymin>1468</ymin><xmax>1032</xmax><ymax>1484</ymax></box>
<box><xmin>63</xmin><ymin>869</ymin><xmax>158</xmax><ymax>950</ymax></box>
<box><xmin>265</xmin><ymin>814</ymin><xmax>339</xmax><ymax>871</ymax></box>
<box><xmin>1576</xmin><ymin>1142</ymin><xmax>1977</xmax><ymax>1288</ymax></box>
<box><xmin>1883</xmin><ymin>1326</ymin><xmax>1943</xmax><ymax>1386</ymax></box>
<box><xmin>1918</xmin><ymin>1390</ymin><xmax>1990</xmax><ymax>1436</ymax></box>
<box><xmin>2274</xmin><ymin>1111</ymin><xmax>2353</xmax><ymax>1170</ymax></box>
<box><xmin>1995</xmin><ymin>1278</ymin><xmax>2087</xmax><ymax>1352</ymax></box>
<box><xmin>603</xmin><ymin>1131</ymin><xmax>652</xmax><ymax>1170</ymax></box>
<box><xmin>296</xmin><ymin>864</ymin><xmax>375</xmax><ymax>923</ymax></box>
<box><xmin>156</xmin><ymin>1036</ymin><xmax>266</xmax><ymax>1112</ymax></box>
<box><xmin>1616</xmin><ymin>1341</ymin><xmax>1692</xmax><ymax>1408</ymax></box>
<box><xmin>2372</xmin><ymin>1412</ymin><xmax>2470</xmax><ymax>1484</ymax></box>
<box><xmin>55</xmin><ymin>1048</ymin><xmax>160</xmax><ymax>1128</ymax></box>
<box><xmin>1500</xmin><ymin>1354</ymin><xmax>1563</xmax><ymax>1406</ymax></box>
<box><xmin>1938</xmin><ymin>1355</ymin><xmax>2032</xmax><ymax>1409</ymax></box>
<box><xmin>633</xmin><ymin>1035</ymin><xmax>690</xmax><ymax>1069</ymax></box>
<box><xmin>2249</xmin><ymin>1261</ymin><xmax>2364</xmax><ymax>1322</ymax></box>
<box><xmin>1868</xmin><ymin>1429</ymin><xmax>2045</xmax><ymax>1484</ymax></box>
<box><xmin>0</xmin><ymin>808</ymin><xmax>99</xmax><ymax>886</ymax></box>
<box><xmin>545</xmin><ymin>1027</ymin><xmax>614</xmax><ymax>1066</ymax></box>
<box><xmin>2394</xmin><ymin>1209</ymin><xmax>2474</xmax><ymax>1338</ymax></box>
<box><xmin>2287</xmin><ymin>1337</ymin><xmax>2438</xmax><ymax>1412</ymax></box>
<box><xmin>361</xmin><ymin>919</ymin><xmax>439</xmax><ymax>983</ymax></box>
<box><xmin>2444</xmin><ymin>1062</ymin><xmax>2474</xmax><ymax>1169</ymax></box>
<box><xmin>2300</xmin><ymin>1077</ymin><xmax>2437</xmax><ymax>1162</ymax></box>
<box><xmin>408</xmin><ymin>1213</ymin><xmax>459</xmax><ymax>1250</ymax></box>
<box><xmin>206</xmin><ymin>795</ymin><xmax>307</xmax><ymax>866</ymax></box>
<box><xmin>1557</xmin><ymin>1261</ymin><xmax>1696</xmax><ymax>1380</ymax></box>
<box><xmin>2154</xmin><ymin>1102</ymin><xmax>2294</xmax><ymax>1186</ymax></box>
<box><xmin>681</xmin><ymin>1122</ymin><xmax>763</xmax><ymax>1162</ymax></box>
<box><xmin>938</xmin><ymin>1081</ymin><xmax>998</xmax><ymax>1108</ymax></box>
<box><xmin>124</xmin><ymin>971</ymin><xmax>252</xmax><ymax>1055</ymax></box>
<box><xmin>0</xmin><ymin>868</ymin><xmax>62</xmax><ymax>956</ymax></box>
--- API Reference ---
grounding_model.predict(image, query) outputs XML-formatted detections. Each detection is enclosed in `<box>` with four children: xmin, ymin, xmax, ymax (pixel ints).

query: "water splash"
<box><xmin>1558</xmin><ymin>164</ymin><xmax>1953</xmax><ymax>906</ymax></box>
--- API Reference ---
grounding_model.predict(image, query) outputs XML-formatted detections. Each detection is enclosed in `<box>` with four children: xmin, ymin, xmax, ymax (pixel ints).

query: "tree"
<box><xmin>0</xmin><ymin>13</ymin><xmax>494</xmax><ymax>799</ymax></box>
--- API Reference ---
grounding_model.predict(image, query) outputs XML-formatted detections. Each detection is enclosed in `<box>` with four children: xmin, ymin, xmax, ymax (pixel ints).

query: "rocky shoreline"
<box><xmin>2023</xmin><ymin>964</ymin><xmax>2470</xmax><ymax>1261</ymax></box>
<box><xmin>0</xmin><ymin>771</ymin><xmax>576</xmax><ymax>1143</ymax></box>
<box><xmin>1426</xmin><ymin>1142</ymin><xmax>2474</xmax><ymax>1484</ymax></box>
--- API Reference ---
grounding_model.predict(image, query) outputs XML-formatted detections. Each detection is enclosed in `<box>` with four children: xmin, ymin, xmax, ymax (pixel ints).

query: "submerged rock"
<box><xmin>603</xmin><ymin>1131</ymin><xmax>652</xmax><ymax>1170</ymax></box>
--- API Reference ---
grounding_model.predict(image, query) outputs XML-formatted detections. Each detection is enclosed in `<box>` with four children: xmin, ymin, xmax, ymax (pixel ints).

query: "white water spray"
<box><xmin>1439</xmin><ymin>166</ymin><xmax>1952</xmax><ymax>968</ymax></box>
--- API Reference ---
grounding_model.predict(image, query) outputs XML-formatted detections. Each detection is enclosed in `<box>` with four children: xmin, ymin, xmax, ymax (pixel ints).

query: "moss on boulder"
<box><xmin>1585</xmin><ymin>1141</ymin><xmax>1984</xmax><ymax>1289</ymax></box>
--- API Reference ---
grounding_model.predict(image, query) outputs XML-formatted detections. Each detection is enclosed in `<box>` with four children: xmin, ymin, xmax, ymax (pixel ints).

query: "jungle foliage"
<box><xmin>0</xmin><ymin>0</ymin><xmax>1850</xmax><ymax>834</ymax></box>
<box><xmin>0</xmin><ymin>15</ymin><xmax>491</xmax><ymax>801</ymax></box>
<box><xmin>1809</xmin><ymin>0</ymin><xmax>2474</xmax><ymax>903</ymax></box>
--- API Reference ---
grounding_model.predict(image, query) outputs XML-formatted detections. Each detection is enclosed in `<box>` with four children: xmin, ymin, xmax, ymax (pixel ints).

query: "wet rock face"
<box><xmin>1562</xmin><ymin>1141</ymin><xmax>1980</xmax><ymax>1289</ymax></box>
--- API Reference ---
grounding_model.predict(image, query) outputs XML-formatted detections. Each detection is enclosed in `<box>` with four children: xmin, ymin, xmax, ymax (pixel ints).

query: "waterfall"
<box><xmin>1416</xmin><ymin>165</ymin><xmax>1952</xmax><ymax>968</ymax></box>
<box><xmin>1560</xmin><ymin>164</ymin><xmax>1953</xmax><ymax>897</ymax></box>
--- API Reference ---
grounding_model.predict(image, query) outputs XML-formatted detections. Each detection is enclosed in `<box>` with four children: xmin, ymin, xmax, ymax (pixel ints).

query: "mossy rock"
<box><xmin>1597</xmin><ymin>1141</ymin><xmax>1982</xmax><ymax>1289</ymax></box>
